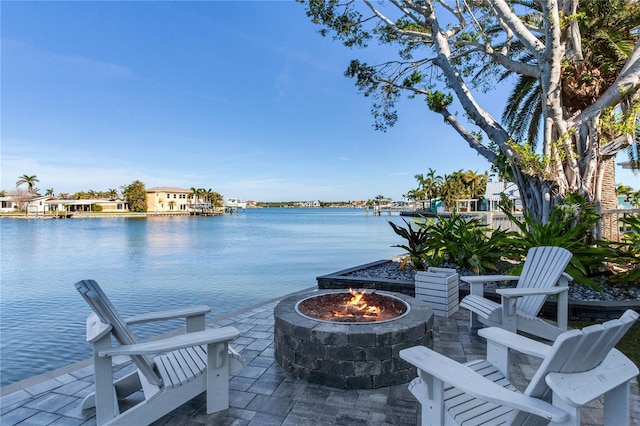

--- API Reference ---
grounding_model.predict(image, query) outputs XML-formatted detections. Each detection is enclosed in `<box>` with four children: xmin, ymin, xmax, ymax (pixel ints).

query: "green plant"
<box><xmin>389</xmin><ymin>218</ymin><xmax>430</xmax><ymax>271</ymax></box>
<box><xmin>620</xmin><ymin>214</ymin><xmax>640</xmax><ymax>257</ymax></box>
<box><xmin>501</xmin><ymin>195</ymin><xmax>623</xmax><ymax>289</ymax></box>
<box><xmin>391</xmin><ymin>213</ymin><xmax>515</xmax><ymax>274</ymax></box>
<box><xmin>610</xmin><ymin>214</ymin><xmax>640</xmax><ymax>283</ymax></box>
<box><xmin>447</xmin><ymin>225</ymin><xmax>516</xmax><ymax>274</ymax></box>
<box><xmin>419</xmin><ymin>214</ymin><xmax>515</xmax><ymax>273</ymax></box>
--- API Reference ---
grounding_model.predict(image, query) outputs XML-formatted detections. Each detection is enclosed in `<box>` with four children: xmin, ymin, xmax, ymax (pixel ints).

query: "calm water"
<box><xmin>0</xmin><ymin>208</ymin><xmax>407</xmax><ymax>386</ymax></box>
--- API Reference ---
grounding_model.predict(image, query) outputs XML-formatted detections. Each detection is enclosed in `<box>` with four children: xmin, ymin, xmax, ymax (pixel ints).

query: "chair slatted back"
<box><xmin>514</xmin><ymin>309</ymin><xmax>639</xmax><ymax>424</ymax></box>
<box><xmin>516</xmin><ymin>246</ymin><xmax>572</xmax><ymax>316</ymax></box>
<box><xmin>75</xmin><ymin>279</ymin><xmax>164</xmax><ymax>387</ymax></box>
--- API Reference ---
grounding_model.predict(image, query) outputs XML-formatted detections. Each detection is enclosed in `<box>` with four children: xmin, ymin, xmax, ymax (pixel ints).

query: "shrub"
<box><xmin>501</xmin><ymin>195</ymin><xmax>624</xmax><ymax>289</ymax></box>
<box><xmin>389</xmin><ymin>218</ymin><xmax>430</xmax><ymax>271</ymax></box>
<box><xmin>610</xmin><ymin>214</ymin><xmax>640</xmax><ymax>284</ymax></box>
<box><xmin>390</xmin><ymin>213</ymin><xmax>516</xmax><ymax>274</ymax></box>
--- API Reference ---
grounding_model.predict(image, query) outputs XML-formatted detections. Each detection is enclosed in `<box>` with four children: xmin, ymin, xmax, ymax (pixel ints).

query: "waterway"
<box><xmin>0</xmin><ymin>208</ymin><xmax>407</xmax><ymax>386</ymax></box>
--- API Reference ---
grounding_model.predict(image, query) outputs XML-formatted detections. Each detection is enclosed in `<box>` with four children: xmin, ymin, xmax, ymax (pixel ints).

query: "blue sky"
<box><xmin>2</xmin><ymin>1</ymin><xmax>637</xmax><ymax>202</ymax></box>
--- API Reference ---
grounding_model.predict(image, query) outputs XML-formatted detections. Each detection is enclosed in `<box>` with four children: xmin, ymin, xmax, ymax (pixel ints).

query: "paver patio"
<box><xmin>1</xmin><ymin>294</ymin><xmax>638</xmax><ymax>425</ymax></box>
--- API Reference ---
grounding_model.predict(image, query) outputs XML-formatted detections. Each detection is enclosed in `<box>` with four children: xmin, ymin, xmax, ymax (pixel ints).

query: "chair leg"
<box><xmin>206</xmin><ymin>341</ymin><xmax>230</xmax><ymax>414</ymax></box>
<box><xmin>93</xmin><ymin>361</ymin><xmax>118</xmax><ymax>424</ymax></box>
<box><xmin>604</xmin><ymin>381</ymin><xmax>631</xmax><ymax>425</ymax></box>
<box><xmin>408</xmin><ymin>371</ymin><xmax>445</xmax><ymax>426</ymax></box>
<box><xmin>485</xmin><ymin>340</ymin><xmax>511</xmax><ymax>380</ymax></box>
<box><xmin>469</xmin><ymin>311</ymin><xmax>483</xmax><ymax>329</ymax></box>
<box><xmin>500</xmin><ymin>297</ymin><xmax>517</xmax><ymax>334</ymax></box>
<box><xmin>81</xmin><ymin>370</ymin><xmax>141</xmax><ymax>409</ymax></box>
<box><xmin>550</xmin><ymin>392</ymin><xmax>580</xmax><ymax>426</ymax></box>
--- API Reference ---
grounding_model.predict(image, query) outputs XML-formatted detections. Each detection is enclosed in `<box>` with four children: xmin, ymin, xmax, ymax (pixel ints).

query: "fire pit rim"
<box><xmin>294</xmin><ymin>289</ymin><xmax>411</xmax><ymax>324</ymax></box>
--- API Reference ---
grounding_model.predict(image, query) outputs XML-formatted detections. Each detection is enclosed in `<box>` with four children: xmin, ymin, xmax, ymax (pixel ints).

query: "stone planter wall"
<box><xmin>316</xmin><ymin>260</ymin><xmax>415</xmax><ymax>296</ymax></box>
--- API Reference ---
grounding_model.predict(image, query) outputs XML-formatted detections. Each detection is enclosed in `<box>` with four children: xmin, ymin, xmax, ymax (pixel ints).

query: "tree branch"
<box><xmin>437</xmin><ymin>107</ymin><xmax>498</xmax><ymax>163</ymax></box>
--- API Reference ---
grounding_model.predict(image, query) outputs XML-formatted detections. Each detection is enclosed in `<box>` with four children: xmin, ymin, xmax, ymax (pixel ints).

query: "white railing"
<box><xmin>475</xmin><ymin>210</ymin><xmax>639</xmax><ymax>241</ymax></box>
<box><xmin>475</xmin><ymin>212</ymin><xmax>525</xmax><ymax>233</ymax></box>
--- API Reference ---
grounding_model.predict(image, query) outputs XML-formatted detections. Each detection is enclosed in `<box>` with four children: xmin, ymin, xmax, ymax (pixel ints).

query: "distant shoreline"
<box><xmin>0</xmin><ymin>211</ymin><xmax>193</xmax><ymax>219</ymax></box>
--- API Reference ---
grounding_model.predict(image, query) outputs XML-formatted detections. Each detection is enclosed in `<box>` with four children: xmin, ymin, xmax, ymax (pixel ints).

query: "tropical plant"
<box><xmin>501</xmin><ymin>196</ymin><xmax>623</xmax><ymax>288</ymax></box>
<box><xmin>390</xmin><ymin>213</ymin><xmax>515</xmax><ymax>274</ymax></box>
<box><xmin>419</xmin><ymin>214</ymin><xmax>515</xmax><ymax>273</ymax></box>
<box><xmin>389</xmin><ymin>218</ymin><xmax>431</xmax><ymax>271</ymax></box>
<box><xmin>610</xmin><ymin>214</ymin><xmax>640</xmax><ymax>283</ymax></box>
<box><xmin>16</xmin><ymin>175</ymin><xmax>39</xmax><ymax>194</ymax></box>
<box><xmin>446</xmin><ymin>225</ymin><xmax>515</xmax><ymax>275</ymax></box>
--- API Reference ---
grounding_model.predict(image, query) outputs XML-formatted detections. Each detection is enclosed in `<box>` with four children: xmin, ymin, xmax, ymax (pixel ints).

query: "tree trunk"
<box><xmin>598</xmin><ymin>157</ymin><xmax>619</xmax><ymax>241</ymax></box>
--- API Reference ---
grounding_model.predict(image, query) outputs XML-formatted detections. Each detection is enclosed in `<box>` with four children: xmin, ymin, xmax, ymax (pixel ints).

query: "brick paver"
<box><xmin>1</xmin><ymin>298</ymin><xmax>638</xmax><ymax>425</ymax></box>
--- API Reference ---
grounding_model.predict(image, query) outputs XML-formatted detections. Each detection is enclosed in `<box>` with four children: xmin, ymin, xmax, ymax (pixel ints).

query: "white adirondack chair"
<box><xmin>460</xmin><ymin>246</ymin><xmax>573</xmax><ymax>341</ymax></box>
<box><xmin>400</xmin><ymin>309</ymin><xmax>639</xmax><ymax>426</ymax></box>
<box><xmin>75</xmin><ymin>279</ymin><xmax>244</xmax><ymax>426</ymax></box>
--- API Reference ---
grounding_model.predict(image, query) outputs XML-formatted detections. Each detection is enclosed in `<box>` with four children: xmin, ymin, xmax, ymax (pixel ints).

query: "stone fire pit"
<box><xmin>274</xmin><ymin>290</ymin><xmax>433</xmax><ymax>389</ymax></box>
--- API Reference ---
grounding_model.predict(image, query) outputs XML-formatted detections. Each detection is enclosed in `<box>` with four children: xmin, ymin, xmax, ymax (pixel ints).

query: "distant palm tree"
<box><xmin>107</xmin><ymin>189</ymin><xmax>118</xmax><ymax>200</ymax></box>
<box><xmin>190</xmin><ymin>187</ymin><xmax>200</xmax><ymax>205</ymax></box>
<box><xmin>45</xmin><ymin>188</ymin><xmax>54</xmax><ymax>196</ymax></box>
<box><xmin>16</xmin><ymin>175</ymin><xmax>39</xmax><ymax>194</ymax></box>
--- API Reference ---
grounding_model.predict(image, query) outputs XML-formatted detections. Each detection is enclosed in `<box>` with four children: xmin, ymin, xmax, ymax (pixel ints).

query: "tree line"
<box><xmin>5</xmin><ymin>176</ymin><xmax>227</xmax><ymax>214</ymax></box>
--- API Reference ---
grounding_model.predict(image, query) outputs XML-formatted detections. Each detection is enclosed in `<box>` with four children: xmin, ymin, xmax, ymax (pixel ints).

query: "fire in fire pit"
<box><xmin>297</xmin><ymin>289</ymin><xmax>408</xmax><ymax>323</ymax></box>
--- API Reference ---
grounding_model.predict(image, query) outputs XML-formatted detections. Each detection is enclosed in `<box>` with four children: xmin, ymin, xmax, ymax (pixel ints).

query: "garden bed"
<box><xmin>316</xmin><ymin>259</ymin><xmax>640</xmax><ymax>322</ymax></box>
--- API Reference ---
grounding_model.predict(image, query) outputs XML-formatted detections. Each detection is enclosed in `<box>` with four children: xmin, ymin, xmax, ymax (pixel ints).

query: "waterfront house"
<box><xmin>146</xmin><ymin>187</ymin><xmax>192</xmax><ymax>213</ymax></box>
<box><xmin>0</xmin><ymin>195</ymin><xmax>51</xmax><ymax>214</ymax></box>
<box><xmin>46</xmin><ymin>199</ymin><xmax>129</xmax><ymax>214</ymax></box>
<box><xmin>484</xmin><ymin>181</ymin><xmax>522</xmax><ymax>211</ymax></box>
<box><xmin>0</xmin><ymin>196</ymin><xmax>20</xmax><ymax>212</ymax></box>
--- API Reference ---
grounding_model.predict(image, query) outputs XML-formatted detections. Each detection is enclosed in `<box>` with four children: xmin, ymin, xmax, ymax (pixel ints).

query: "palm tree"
<box><xmin>16</xmin><ymin>175</ymin><xmax>39</xmax><ymax>194</ymax></box>
<box><xmin>440</xmin><ymin>170</ymin><xmax>468</xmax><ymax>210</ymax></box>
<box><xmin>107</xmin><ymin>189</ymin><xmax>118</xmax><ymax>200</ymax></box>
<box><xmin>461</xmin><ymin>170</ymin><xmax>487</xmax><ymax>200</ymax></box>
<box><xmin>500</xmin><ymin>0</ymin><xmax>640</xmax><ymax>144</ymax></box>
<box><xmin>45</xmin><ymin>188</ymin><xmax>54</xmax><ymax>197</ymax></box>
<box><xmin>404</xmin><ymin>189</ymin><xmax>423</xmax><ymax>209</ymax></box>
<box><xmin>424</xmin><ymin>168</ymin><xmax>443</xmax><ymax>207</ymax></box>
<box><xmin>189</xmin><ymin>187</ymin><xmax>201</xmax><ymax>206</ymax></box>
<box><xmin>208</xmin><ymin>190</ymin><xmax>223</xmax><ymax>208</ymax></box>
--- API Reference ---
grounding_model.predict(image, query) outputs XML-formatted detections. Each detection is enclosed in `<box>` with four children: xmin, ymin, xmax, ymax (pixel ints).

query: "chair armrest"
<box><xmin>461</xmin><ymin>275</ymin><xmax>519</xmax><ymax>297</ymax></box>
<box><xmin>478</xmin><ymin>327</ymin><xmax>552</xmax><ymax>358</ymax></box>
<box><xmin>460</xmin><ymin>275</ymin><xmax>519</xmax><ymax>285</ymax></box>
<box><xmin>546</xmin><ymin>349</ymin><xmax>639</xmax><ymax>406</ymax></box>
<box><xmin>99</xmin><ymin>326</ymin><xmax>240</xmax><ymax>357</ymax></box>
<box><xmin>125</xmin><ymin>305</ymin><xmax>211</xmax><ymax>325</ymax></box>
<box><xmin>400</xmin><ymin>346</ymin><xmax>569</xmax><ymax>423</ymax></box>
<box><xmin>560</xmin><ymin>272</ymin><xmax>573</xmax><ymax>283</ymax></box>
<box><xmin>496</xmin><ymin>286</ymin><xmax>569</xmax><ymax>298</ymax></box>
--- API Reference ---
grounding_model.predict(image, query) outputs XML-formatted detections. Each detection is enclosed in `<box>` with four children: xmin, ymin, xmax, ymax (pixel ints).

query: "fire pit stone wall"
<box><xmin>274</xmin><ymin>290</ymin><xmax>434</xmax><ymax>389</ymax></box>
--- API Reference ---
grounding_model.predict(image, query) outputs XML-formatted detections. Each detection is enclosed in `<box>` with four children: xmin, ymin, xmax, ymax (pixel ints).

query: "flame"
<box><xmin>331</xmin><ymin>288</ymin><xmax>381</xmax><ymax>319</ymax></box>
